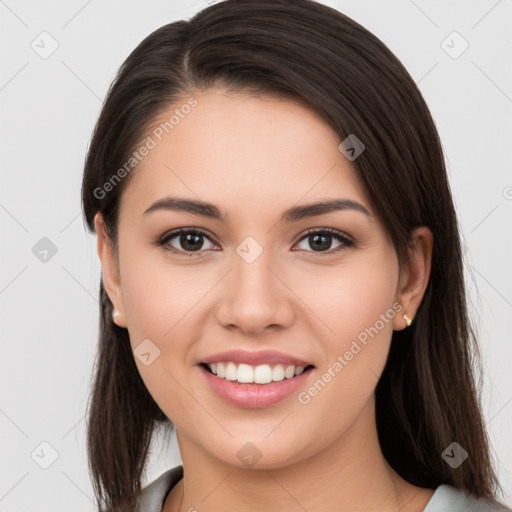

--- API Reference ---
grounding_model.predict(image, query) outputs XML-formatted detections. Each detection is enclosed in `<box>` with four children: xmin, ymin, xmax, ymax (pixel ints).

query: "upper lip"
<box><xmin>200</xmin><ymin>349</ymin><xmax>314</xmax><ymax>368</ymax></box>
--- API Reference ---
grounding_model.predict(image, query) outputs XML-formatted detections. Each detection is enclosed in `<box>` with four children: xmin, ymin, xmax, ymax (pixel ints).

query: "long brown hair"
<box><xmin>81</xmin><ymin>1</ymin><xmax>508</xmax><ymax>510</ymax></box>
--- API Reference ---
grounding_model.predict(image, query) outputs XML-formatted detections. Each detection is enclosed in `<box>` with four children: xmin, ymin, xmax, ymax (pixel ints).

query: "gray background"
<box><xmin>1</xmin><ymin>0</ymin><xmax>511</xmax><ymax>510</ymax></box>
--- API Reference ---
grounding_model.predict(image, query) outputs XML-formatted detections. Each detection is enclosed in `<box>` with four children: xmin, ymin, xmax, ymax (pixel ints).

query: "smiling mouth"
<box><xmin>199</xmin><ymin>362</ymin><xmax>315</xmax><ymax>385</ymax></box>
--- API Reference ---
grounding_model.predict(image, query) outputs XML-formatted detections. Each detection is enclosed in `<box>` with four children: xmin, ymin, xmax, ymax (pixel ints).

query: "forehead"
<box><xmin>119</xmin><ymin>89</ymin><xmax>372</xmax><ymax>221</ymax></box>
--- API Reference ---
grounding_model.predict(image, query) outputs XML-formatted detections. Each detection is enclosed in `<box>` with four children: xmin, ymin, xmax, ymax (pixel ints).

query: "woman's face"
<box><xmin>96</xmin><ymin>89</ymin><xmax>428</xmax><ymax>469</ymax></box>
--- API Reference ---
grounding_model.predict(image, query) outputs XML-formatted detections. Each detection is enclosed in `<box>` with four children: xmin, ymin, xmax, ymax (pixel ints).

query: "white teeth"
<box><xmin>254</xmin><ymin>364</ymin><xmax>272</xmax><ymax>384</ymax></box>
<box><xmin>238</xmin><ymin>363</ymin><xmax>256</xmax><ymax>383</ymax></box>
<box><xmin>206</xmin><ymin>362</ymin><xmax>309</xmax><ymax>384</ymax></box>
<box><xmin>225</xmin><ymin>362</ymin><xmax>238</xmax><ymax>381</ymax></box>
<box><xmin>272</xmin><ymin>364</ymin><xmax>285</xmax><ymax>381</ymax></box>
<box><xmin>284</xmin><ymin>365</ymin><xmax>295</xmax><ymax>379</ymax></box>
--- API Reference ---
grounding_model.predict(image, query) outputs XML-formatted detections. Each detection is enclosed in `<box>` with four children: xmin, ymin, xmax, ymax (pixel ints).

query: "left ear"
<box><xmin>393</xmin><ymin>226</ymin><xmax>433</xmax><ymax>331</ymax></box>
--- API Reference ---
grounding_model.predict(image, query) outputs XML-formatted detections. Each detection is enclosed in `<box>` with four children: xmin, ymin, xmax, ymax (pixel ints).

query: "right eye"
<box><xmin>155</xmin><ymin>228</ymin><xmax>220</xmax><ymax>256</ymax></box>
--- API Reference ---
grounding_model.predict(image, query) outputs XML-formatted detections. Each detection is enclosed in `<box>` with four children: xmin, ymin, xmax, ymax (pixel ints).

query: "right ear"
<box><xmin>94</xmin><ymin>212</ymin><xmax>127</xmax><ymax>328</ymax></box>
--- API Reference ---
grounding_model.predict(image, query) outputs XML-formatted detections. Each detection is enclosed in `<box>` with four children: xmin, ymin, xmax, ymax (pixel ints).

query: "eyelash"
<box><xmin>153</xmin><ymin>227</ymin><xmax>355</xmax><ymax>258</ymax></box>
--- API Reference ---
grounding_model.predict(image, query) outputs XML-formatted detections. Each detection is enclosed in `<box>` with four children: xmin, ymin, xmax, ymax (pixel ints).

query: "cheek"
<box><xmin>119</xmin><ymin>240</ymin><xmax>204</xmax><ymax>342</ymax></box>
<box><xmin>338</xmin><ymin>270</ymin><xmax>397</xmax><ymax>351</ymax></box>
<box><xmin>118</xmin><ymin>255</ymin><xmax>207</xmax><ymax>424</ymax></box>
<box><xmin>119</xmin><ymin>248</ymin><xmax>215</xmax><ymax>401</ymax></box>
<box><xmin>296</xmin><ymin>252</ymin><xmax>399</xmax><ymax>423</ymax></box>
<box><xmin>342</xmin><ymin>262</ymin><xmax>398</xmax><ymax>366</ymax></box>
<box><xmin>296</xmin><ymin>250</ymin><xmax>399</xmax><ymax>347</ymax></box>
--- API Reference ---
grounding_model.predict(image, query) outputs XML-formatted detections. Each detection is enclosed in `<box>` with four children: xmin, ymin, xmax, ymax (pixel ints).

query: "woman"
<box><xmin>81</xmin><ymin>1</ymin><xmax>511</xmax><ymax>511</ymax></box>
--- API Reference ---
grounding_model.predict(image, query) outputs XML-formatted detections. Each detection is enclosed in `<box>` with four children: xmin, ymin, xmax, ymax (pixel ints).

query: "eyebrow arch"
<box><xmin>143</xmin><ymin>196</ymin><xmax>371</xmax><ymax>223</ymax></box>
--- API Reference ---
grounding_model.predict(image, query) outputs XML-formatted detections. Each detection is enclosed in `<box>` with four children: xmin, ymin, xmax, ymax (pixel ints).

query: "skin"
<box><xmin>95</xmin><ymin>89</ymin><xmax>434</xmax><ymax>512</ymax></box>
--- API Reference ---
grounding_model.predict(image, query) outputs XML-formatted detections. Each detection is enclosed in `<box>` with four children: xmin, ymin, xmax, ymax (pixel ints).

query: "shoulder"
<box><xmin>135</xmin><ymin>465</ymin><xmax>184</xmax><ymax>512</ymax></box>
<box><xmin>424</xmin><ymin>484</ymin><xmax>512</xmax><ymax>512</ymax></box>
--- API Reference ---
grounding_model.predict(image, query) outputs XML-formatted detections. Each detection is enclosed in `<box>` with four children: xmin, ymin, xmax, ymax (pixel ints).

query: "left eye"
<box><xmin>293</xmin><ymin>229</ymin><xmax>354</xmax><ymax>254</ymax></box>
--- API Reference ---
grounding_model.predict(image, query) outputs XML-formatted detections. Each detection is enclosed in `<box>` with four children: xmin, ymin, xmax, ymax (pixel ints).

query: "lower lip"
<box><xmin>198</xmin><ymin>364</ymin><xmax>315</xmax><ymax>408</ymax></box>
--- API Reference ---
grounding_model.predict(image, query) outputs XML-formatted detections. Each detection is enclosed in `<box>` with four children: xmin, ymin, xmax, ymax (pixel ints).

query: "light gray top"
<box><xmin>135</xmin><ymin>465</ymin><xmax>512</xmax><ymax>512</ymax></box>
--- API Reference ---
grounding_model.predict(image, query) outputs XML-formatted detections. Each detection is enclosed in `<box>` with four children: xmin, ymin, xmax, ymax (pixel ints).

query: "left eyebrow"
<box><xmin>142</xmin><ymin>196</ymin><xmax>371</xmax><ymax>223</ymax></box>
<box><xmin>280</xmin><ymin>198</ymin><xmax>371</xmax><ymax>222</ymax></box>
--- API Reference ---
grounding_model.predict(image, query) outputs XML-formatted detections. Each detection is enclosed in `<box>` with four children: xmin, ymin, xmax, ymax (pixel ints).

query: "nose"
<box><xmin>215</xmin><ymin>243</ymin><xmax>295</xmax><ymax>335</ymax></box>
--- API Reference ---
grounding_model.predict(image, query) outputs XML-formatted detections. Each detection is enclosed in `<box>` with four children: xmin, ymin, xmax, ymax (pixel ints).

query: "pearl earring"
<box><xmin>403</xmin><ymin>313</ymin><xmax>412</xmax><ymax>327</ymax></box>
<box><xmin>112</xmin><ymin>309</ymin><xmax>120</xmax><ymax>323</ymax></box>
